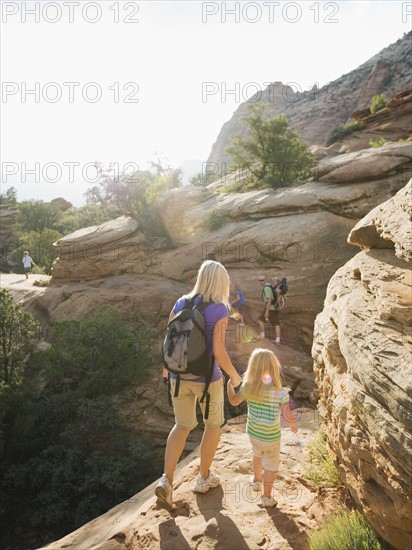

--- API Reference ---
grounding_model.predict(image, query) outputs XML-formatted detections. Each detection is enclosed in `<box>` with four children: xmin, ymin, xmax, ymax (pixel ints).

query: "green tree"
<box><xmin>85</xmin><ymin>159</ymin><xmax>181</xmax><ymax>217</ymax></box>
<box><xmin>145</xmin><ymin>158</ymin><xmax>181</xmax><ymax>203</ymax></box>
<box><xmin>0</xmin><ymin>306</ymin><xmax>159</xmax><ymax>548</ymax></box>
<box><xmin>225</xmin><ymin>103</ymin><xmax>315</xmax><ymax>189</ymax></box>
<box><xmin>0</xmin><ymin>187</ymin><xmax>17</xmax><ymax>207</ymax></box>
<box><xmin>0</xmin><ymin>289</ymin><xmax>39</xmax><ymax>387</ymax></box>
<box><xmin>57</xmin><ymin>203</ymin><xmax>113</xmax><ymax>235</ymax></box>
<box><xmin>38</xmin><ymin>306</ymin><xmax>153</xmax><ymax>396</ymax></box>
<box><xmin>85</xmin><ymin>168</ymin><xmax>152</xmax><ymax>217</ymax></box>
<box><xmin>326</xmin><ymin>121</ymin><xmax>363</xmax><ymax>146</ymax></box>
<box><xmin>190</xmin><ymin>171</ymin><xmax>216</xmax><ymax>187</ymax></box>
<box><xmin>370</xmin><ymin>93</ymin><xmax>386</xmax><ymax>114</ymax></box>
<box><xmin>190</xmin><ymin>172</ymin><xmax>204</xmax><ymax>186</ymax></box>
<box><xmin>17</xmin><ymin>200</ymin><xmax>62</xmax><ymax>233</ymax></box>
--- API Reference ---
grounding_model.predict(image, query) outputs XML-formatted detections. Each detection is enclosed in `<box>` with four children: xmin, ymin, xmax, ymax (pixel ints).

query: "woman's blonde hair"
<box><xmin>242</xmin><ymin>348</ymin><xmax>283</xmax><ymax>402</ymax></box>
<box><xmin>185</xmin><ymin>260</ymin><xmax>230</xmax><ymax>307</ymax></box>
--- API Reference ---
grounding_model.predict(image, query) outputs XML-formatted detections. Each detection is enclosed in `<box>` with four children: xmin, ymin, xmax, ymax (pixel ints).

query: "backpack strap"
<box><xmin>194</xmin><ymin>295</ymin><xmax>214</xmax><ymax>420</ymax></box>
<box><xmin>163</xmin><ymin>371</ymin><xmax>180</xmax><ymax>404</ymax></box>
<box><xmin>164</xmin><ymin>372</ymin><xmax>173</xmax><ymax>407</ymax></box>
<box><xmin>263</xmin><ymin>283</ymin><xmax>272</xmax><ymax>302</ymax></box>
<box><xmin>199</xmin><ymin>352</ymin><xmax>214</xmax><ymax>419</ymax></box>
<box><xmin>174</xmin><ymin>373</ymin><xmax>180</xmax><ymax>398</ymax></box>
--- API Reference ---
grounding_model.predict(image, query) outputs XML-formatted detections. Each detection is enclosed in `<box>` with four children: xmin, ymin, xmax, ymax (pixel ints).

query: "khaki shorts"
<box><xmin>170</xmin><ymin>377</ymin><xmax>224</xmax><ymax>430</ymax></box>
<box><xmin>249</xmin><ymin>437</ymin><xmax>281</xmax><ymax>472</ymax></box>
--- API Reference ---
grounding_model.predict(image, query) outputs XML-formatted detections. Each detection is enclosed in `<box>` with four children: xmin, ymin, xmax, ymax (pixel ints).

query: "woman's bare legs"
<box><xmin>199</xmin><ymin>425</ymin><xmax>221</xmax><ymax>479</ymax></box>
<box><xmin>164</xmin><ymin>425</ymin><xmax>190</xmax><ymax>482</ymax></box>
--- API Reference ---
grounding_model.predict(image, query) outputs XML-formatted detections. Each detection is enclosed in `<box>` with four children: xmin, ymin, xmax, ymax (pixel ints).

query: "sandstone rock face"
<box><xmin>312</xmin><ymin>181</ymin><xmax>412</xmax><ymax>549</ymax></box>
<box><xmin>340</xmin><ymin>88</ymin><xmax>412</xmax><ymax>153</ymax></box>
<box><xmin>208</xmin><ymin>33</ymin><xmax>412</xmax><ymax>166</ymax></box>
<box><xmin>348</xmin><ymin>179</ymin><xmax>412</xmax><ymax>263</ymax></box>
<box><xmin>51</xmin><ymin>215</ymin><xmax>169</xmax><ymax>282</ymax></box>
<box><xmin>49</xmin><ymin>145</ymin><xmax>409</xmax><ymax>353</ymax></box>
<box><xmin>316</xmin><ymin>141</ymin><xmax>412</xmax><ymax>183</ymax></box>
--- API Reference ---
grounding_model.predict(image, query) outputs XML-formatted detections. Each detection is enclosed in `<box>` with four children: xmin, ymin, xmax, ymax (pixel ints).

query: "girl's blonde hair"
<box><xmin>185</xmin><ymin>260</ymin><xmax>230</xmax><ymax>308</ymax></box>
<box><xmin>242</xmin><ymin>348</ymin><xmax>283</xmax><ymax>402</ymax></box>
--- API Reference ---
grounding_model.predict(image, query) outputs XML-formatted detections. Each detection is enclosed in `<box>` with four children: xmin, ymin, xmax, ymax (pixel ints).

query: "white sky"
<box><xmin>1</xmin><ymin>0</ymin><xmax>411</xmax><ymax>205</ymax></box>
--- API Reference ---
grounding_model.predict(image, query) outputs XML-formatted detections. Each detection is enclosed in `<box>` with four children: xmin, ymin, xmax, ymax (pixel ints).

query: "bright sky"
<box><xmin>1</xmin><ymin>0</ymin><xmax>410</xmax><ymax>205</ymax></box>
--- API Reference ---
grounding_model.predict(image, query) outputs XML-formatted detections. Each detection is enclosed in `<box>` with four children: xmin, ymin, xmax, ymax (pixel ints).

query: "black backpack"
<box><xmin>162</xmin><ymin>295</ymin><xmax>215</xmax><ymax>418</ymax></box>
<box><xmin>263</xmin><ymin>284</ymin><xmax>279</xmax><ymax>308</ymax></box>
<box><xmin>263</xmin><ymin>282</ymin><xmax>288</xmax><ymax>311</ymax></box>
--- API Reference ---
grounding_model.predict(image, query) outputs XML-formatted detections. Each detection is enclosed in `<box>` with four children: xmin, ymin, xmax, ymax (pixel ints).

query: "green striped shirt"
<box><xmin>241</xmin><ymin>386</ymin><xmax>289</xmax><ymax>442</ymax></box>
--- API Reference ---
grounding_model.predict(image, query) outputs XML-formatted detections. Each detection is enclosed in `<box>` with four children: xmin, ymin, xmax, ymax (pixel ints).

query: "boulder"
<box><xmin>316</xmin><ymin>142</ymin><xmax>412</xmax><ymax>183</ymax></box>
<box><xmin>348</xmin><ymin>179</ymin><xmax>412</xmax><ymax>263</ymax></box>
<box><xmin>312</xmin><ymin>181</ymin><xmax>412</xmax><ymax>549</ymax></box>
<box><xmin>50</xmin><ymin>197</ymin><xmax>73</xmax><ymax>211</ymax></box>
<box><xmin>51</xmin><ymin>215</ymin><xmax>168</xmax><ymax>282</ymax></box>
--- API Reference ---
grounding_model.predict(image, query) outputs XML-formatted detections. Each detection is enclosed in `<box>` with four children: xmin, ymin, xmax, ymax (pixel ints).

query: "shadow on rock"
<box><xmin>196</xmin><ymin>487</ymin><xmax>250</xmax><ymax>550</ymax></box>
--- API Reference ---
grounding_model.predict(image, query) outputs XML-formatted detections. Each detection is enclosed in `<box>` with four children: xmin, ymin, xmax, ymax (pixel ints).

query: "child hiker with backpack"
<box><xmin>156</xmin><ymin>260</ymin><xmax>242</xmax><ymax>509</ymax></box>
<box><xmin>227</xmin><ymin>348</ymin><xmax>298</xmax><ymax>507</ymax></box>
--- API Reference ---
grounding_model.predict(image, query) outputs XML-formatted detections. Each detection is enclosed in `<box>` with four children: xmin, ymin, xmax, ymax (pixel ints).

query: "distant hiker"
<box><xmin>231</xmin><ymin>285</ymin><xmax>246</xmax><ymax>326</ymax></box>
<box><xmin>272</xmin><ymin>275</ymin><xmax>288</xmax><ymax>341</ymax></box>
<box><xmin>155</xmin><ymin>260</ymin><xmax>242</xmax><ymax>509</ymax></box>
<box><xmin>257</xmin><ymin>275</ymin><xmax>281</xmax><ymax>344</ymax></box>
<box><xmin>227</xmin><ymin>348</ymin><xmax>298</xmax><ymax>507</ymax></box>
<box><xmin>22</xmin><ymin>251</ymin><xmax>36</xmax><ymax>279</ymax></box>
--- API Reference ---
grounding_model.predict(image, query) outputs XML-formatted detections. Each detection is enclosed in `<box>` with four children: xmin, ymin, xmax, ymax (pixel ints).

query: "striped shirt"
<box><xmin>241</xmin><ymin>386</ymin><xmax>290</xmax><ymax>442</ymax></box>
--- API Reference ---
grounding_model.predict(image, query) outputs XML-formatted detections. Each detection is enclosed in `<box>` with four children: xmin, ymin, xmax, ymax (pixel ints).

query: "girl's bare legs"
<box><xmin>164</xmin><ymin>425</ymin><xmax>190</xmax><ymax>482</ymax></box>
<box><xmin>199</xmin><ymin>425</ymin><xmax>221</xmax><ymax>478</ymax></box>
<box><xmin>263</xmin><ymin>470</ymin><xmax>276</xmax><ymax>498</ymax></box>
<box><xmin>253</xmin><ymin>455</ymin><xmax>263</xmax><ymax>482</ymax></box>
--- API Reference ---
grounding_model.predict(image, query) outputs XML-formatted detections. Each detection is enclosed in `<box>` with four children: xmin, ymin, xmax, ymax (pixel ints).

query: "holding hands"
<box><xmin>230</xmin><ymin>372</ymin><xmax>242</xmax><ymax>388</ymax></box>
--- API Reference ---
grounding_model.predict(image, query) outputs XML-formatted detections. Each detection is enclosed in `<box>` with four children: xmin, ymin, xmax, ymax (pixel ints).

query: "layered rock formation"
<box><xmin>48</xmin><ymin>141</ymin><xmax>411</xmax><ymax>354</ymax></box>
<box><xmin>340</xmin><ymin>88</ymin><xmax>412</xmax><ymax>153</ymax></box>
<box><xmin>208</xmin><ymin>32</ymin><xmax>411</xmax><ymax>166</ymax></box>
<box><xmin>312</xmin><ymin>180</ymin><xmax>412</xmax><ymax>549</ymax></box>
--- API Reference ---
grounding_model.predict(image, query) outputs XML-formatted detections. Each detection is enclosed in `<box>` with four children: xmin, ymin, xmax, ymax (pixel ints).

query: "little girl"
<box><xmin>227</xmin><ymin>348</ymin><xmax>298</xmax><ymax>507</ymax></box>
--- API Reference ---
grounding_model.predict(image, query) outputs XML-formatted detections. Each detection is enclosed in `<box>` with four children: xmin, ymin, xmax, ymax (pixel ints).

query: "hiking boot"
<box><xmin>194</xmin><ymin>471</ymin><xmax>220</xmax><ymax>493</ymax></box>
<box><xmin>155</xmin><ymin>474</ymin><xmax>173</xmax><ymax>508</ymax></box>
<box><xmin>249</xmin><ymin>476</ymin><xmax>262</xmax><ymax>492</ymax></box>
<box><xmin>261</xmin><ymin>495</ymin><xmax>277</xmax><ymax>508</ymax></box>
